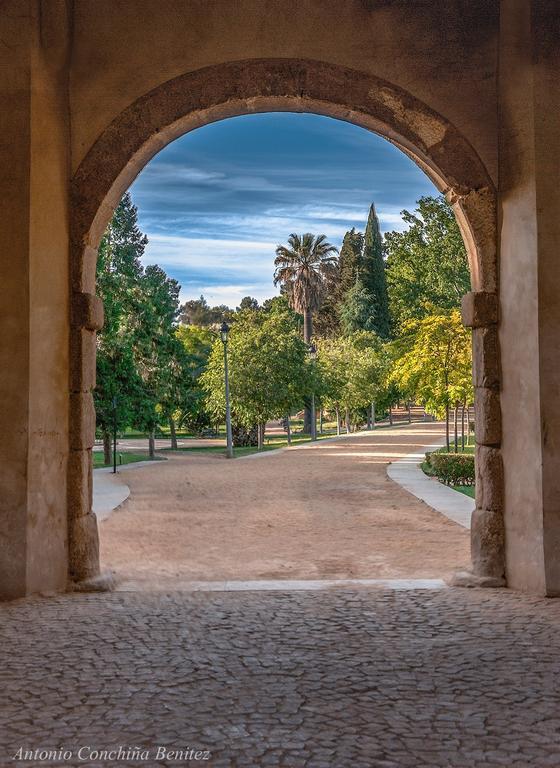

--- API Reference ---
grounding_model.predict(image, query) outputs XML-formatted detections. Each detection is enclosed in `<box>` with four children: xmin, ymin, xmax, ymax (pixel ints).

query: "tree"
<box><xmin>95</xmin><ymin>193</ymin><xmax>147</xmax><ymax>464</ymax></box>
<box><xmin>385</xmin><ymin>196</ymin><xmax>470</xmax><ymax>332</ymax></box>
<box><xmin>313</xmin><ymin>228</ymin><xmax>363</xmax><ymax>337</ymax></box>
<box><xmin>201</xmin><ymin>305</ymin><xmax>312</xmax><ymax>448</ymax></box>
<box><xmin>132</xmin><ymin>265</ymin><xmax>182</xmax><ymax>457</ymax></box>
<box><xmin>179</xmin><ymin>295</ymin><xmax>231</xmax><ymax>326</ymax></box>
<box><xmin>273</xmin><ymin>233</ymin><xmax>338</xmax><ymax>344</ymax></box>
<box><xmin>338</xmin><ymin>228</ymin><xmax>365</xmax><ymax>298</ymax></box>
<box><xmin>316</xmin><ymin>331</ymin><xmax>383</xmax><ymax>433</ymax></box>
<box><xmin>389</xmin><ymin>310</ymin><xmax>473</xmax><ymax>450</ymax></box>
<box><xmin>274</xmin><ymin>233</ymin><xmax>338</xmax><ymax>434</ymax></box>
<box><xmin>362</xmin><ymin>203</ymin><xmax>391</xmax><ymax>339</ymax></box>
<box><xmin>339</xmin><ymin>278</ymin><xmax>377</xmax><ymax>335</ymax></box>
<box><xmin>237</xmin><ymin>296</ymin><xmax>260</xmax><ymax>312</ymax></box>
<box><xmin>175</xmin><ymin>324</ymin><xmax>214</xmax><ymax>436</ymax></box>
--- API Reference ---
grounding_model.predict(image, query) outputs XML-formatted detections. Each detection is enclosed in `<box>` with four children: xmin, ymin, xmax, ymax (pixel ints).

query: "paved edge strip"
<box><xmin>116</xmin><ymin>578</ymin><xmax>447</xmax><ymax>592</ymax></box>
<box><xmin>239</xmin><ymin>422</ymin><xmax>424</xmax><ymax>460</ymax></box>
<box><xmin>387</xmin><ymin>441</ymin><xmax>474</xmax><ymax>529</ymax></box>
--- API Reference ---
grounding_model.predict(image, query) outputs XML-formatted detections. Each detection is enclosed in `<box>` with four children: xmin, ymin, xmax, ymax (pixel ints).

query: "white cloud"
<box><xmin>179</xmin><ymin>283</ymin><xmax>279</xmax><ymax>308</ymax></box>
<box><xmin>140</xmin><ymin>164</ymin><xmax>226</xmax><ymax>184</ymax></box>
<box><xmin>141</xmin><ymin>234</ymin><xmax>278</xmax><ymax>290</ymax></box>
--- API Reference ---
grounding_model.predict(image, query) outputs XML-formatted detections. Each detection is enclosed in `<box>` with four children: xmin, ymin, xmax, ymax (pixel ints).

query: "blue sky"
<box><xmin>129</xmin><ymin>113</ymin><xmax>436</xmax><ymax>308</ymax></box>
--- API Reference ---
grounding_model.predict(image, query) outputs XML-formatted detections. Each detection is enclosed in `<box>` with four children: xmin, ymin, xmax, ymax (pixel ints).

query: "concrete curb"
<box><xmin>386</xmin><ymin>441</ymin><xmax>474</xmax><ymax>529</ymax></box>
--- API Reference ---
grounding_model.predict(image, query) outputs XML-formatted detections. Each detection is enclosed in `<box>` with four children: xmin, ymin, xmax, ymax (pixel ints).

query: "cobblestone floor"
<box><xmin>2</xmin><ymin>587</ymin><xmax>560</xmax><ymax>767</ymax></box>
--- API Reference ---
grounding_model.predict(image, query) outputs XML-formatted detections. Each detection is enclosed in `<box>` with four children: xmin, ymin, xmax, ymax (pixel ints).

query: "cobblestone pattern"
<box><xmin>2</xmin><ymin>588</ymin><xmax>560</xmax><ymax>767</ymax></box>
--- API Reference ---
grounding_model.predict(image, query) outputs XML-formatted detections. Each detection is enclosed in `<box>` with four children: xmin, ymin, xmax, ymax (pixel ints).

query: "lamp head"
<box><xmin>220</xmin><ymin>321</ymin><xmax>230</xmax><ymax>344</ymax></box>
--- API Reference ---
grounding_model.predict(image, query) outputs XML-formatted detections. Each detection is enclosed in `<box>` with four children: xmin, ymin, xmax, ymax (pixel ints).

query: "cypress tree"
<box><xmin>338</xmin><ymin>228</ymin><xmax>364</xmax><ymax>298</ymax></box>
<box><xmin>339</xmin><ymin>278</ymin><xmax>376</xmax><ymax>335</ymax></box>
<box><xmin>362</xmin><ymin>203</ymin><xmax>391</xmax><ymax>338</ymax></box>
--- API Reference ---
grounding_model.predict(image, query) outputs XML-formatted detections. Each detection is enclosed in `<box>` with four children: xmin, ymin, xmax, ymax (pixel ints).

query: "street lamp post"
<box><xmin>220</xmin><ymin>321</ymin><xmax>234</xmax><ymax>459</ymax></box>
<box><xmin>112</xmin><ymin>395</ymin><xmax>118</xmax><ymax>474</ymax></box>
<box><xmin>308</xmin><ymin>343</ymin><xmax>317</xmax><ymax>441</ymax></box>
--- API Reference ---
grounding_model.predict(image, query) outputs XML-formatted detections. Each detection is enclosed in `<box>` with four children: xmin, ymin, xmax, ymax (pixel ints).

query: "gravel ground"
<box><xmin>99</xmin><ymin>423</ymin><xmax>470</xmax><ymax>589</ymax></box>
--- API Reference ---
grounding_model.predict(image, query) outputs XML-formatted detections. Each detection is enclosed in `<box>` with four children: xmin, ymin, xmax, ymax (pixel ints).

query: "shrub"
<box><xmin>425</xmin><ymin>452</ymin><xmax>475</xmax><ymax>486</ymax></box>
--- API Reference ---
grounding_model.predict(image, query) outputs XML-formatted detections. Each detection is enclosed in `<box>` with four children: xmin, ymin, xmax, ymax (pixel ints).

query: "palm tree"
<box><xmin>274</xmin><ymin>233</ymin><xmax>338</xmax><ymax>344</ymax></box>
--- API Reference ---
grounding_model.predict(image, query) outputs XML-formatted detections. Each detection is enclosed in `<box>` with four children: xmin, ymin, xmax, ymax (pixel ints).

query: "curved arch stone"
<box><xmin>68</xmin><ymin>58</ymin><xmax>503</xmax><ymax>588</ymax></box>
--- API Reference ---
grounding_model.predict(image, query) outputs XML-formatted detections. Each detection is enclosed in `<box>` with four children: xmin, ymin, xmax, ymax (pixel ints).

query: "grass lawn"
<box><xmin>453</xmin><ymin>485</ymin><xmax>475</xmax><ymax>498</ymax></box>
<box><xmin>92</xmin><ymin>452</ymin><xmax>166</xmax><ymax>469</ymax></box>
<box><xmin>116</xmin><ymin>428</ymin><xmax>198</xmax><ymax>440</ymax></box>
<box><xmin>163</xmin><ymin>430</ymin><xmax>346</xmax><ymax>458</ymax></box>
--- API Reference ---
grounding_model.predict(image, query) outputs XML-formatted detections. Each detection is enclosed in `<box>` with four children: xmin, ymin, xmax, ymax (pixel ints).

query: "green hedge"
<box><xmin>425</xmin><ymin>452</ymin><xmax>475</xmax><ymax>486</ymax></box>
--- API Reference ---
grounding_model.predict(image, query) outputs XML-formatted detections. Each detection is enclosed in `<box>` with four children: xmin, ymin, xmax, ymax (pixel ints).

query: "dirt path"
<box><xmin>99</xmin><ymin>423</ymin><xmax>470</xmax><ymax>587</ymax></box>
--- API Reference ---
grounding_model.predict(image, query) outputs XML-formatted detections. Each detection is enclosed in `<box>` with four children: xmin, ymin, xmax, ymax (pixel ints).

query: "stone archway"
<box><xmin>69</xmin><ymin>58</ymin><xmax>503</xmax><ymax>589</ymax></box>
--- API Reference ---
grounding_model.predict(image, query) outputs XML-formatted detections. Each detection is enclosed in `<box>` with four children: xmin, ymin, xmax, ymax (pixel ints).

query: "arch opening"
<box><xmin>68</xmin><ymin>59</ymin><xmax>504</xmax><ymax>590</ymax></box>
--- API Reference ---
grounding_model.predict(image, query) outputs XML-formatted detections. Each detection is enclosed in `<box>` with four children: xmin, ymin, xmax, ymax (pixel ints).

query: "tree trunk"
<box><xmin>445</xmin><ymin>403</ymin><xmax>450</xmax><ymax>452</ymax></box>
<box><xmin>286</xmin><ymin>415</ymin><xmax>291</xmax><ymax>445</ymax></box>
<box><xmin>302</xmin><ymin>308</ymin><xmax>313</xmax><ymax>344</ymax></box>
<box><xmin>389</xmin><ymin>407</ymin><xmax>393</xmax><ymax>426</ymax></box>
<box><xmin>461</xmin><ymin>404</ymin><xmax>465</xmax><ymax>451</ymax></box>
<box><xmin>345</xmin><ymin>408</ymin><xmax>351</xmax><ymax>434</ymax></box>
<box><xmin>454</xmin><ymin>404</ymin><xmax>459</xmax><ymax>453</ymax></box>
<box><xmin>407</xmin><ymin>402</ymin><xmax>412</xmax><ymax>424</ymax></box>
<box><xmin>148</xmin><ymin>429</ymin><xmax>155</xmax><ymax>459</ymax></box>
<box><xmin>319</xmin><ymin>409</ymin><xmax>323</xmax><ymax>434</ymax></box>
<box><xmin>335</xmin><ymin>406</ymin><xmax>341</xmax><ymax>436</ymax></box>
<box><xmin>103</xmin><ymin>430</ymin><xmax>112</xmax><ymax>466</ymax></box>
<box><xmin>257</xmin><ymin>423</ymin><xmax>264</xmax><ymax>450</ymax></box>
<box><xmin>303</xmin><ymin>308</ymin><xmax>313</xmax><ymax>434</ymax></box>
<box><xmin>371</xmin><ymin>402</ymin><xmax>376</xmax><ymax>428</ymax></box>
<box><xmin>169</xmin><ymin>417</ymin><xmax>178</xmax><ymax>450</ymax></box>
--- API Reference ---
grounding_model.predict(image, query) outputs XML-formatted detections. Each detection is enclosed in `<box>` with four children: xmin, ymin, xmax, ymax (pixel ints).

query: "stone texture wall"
<box><xmin>0</xmin><ymin>0</ymin><xmax>71</xmax><ymax>599</ymax></box>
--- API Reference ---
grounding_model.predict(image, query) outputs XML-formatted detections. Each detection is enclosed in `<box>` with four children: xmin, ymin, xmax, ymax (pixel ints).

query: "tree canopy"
<box><xmin>94</xmin><ymin>192</ymin><xmax>473</xmax><ymax>453</ymax></box>
<box><xmin>389</xmin><ymin>309</ymin><xmax>473</xmax><ymax>418</ymax></box>
<box><xmin>201</xmin><ymin>304</ymin><xmax>312</xmax><ymax>429</ymax></box>
<box><xmin>385</xmin><ymin>196</ymin><xmax>470</xmax><ymax>332</ymax></box>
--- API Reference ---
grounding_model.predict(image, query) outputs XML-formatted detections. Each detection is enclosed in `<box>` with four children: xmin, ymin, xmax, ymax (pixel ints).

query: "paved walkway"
<box><xmin>98</xmin><ymin>423</ymin><xmax>471</xmax><ymax>589</ymax></box>
<box><xmin>2</xmin><ymin>587</ymin><xmax>560</xmax><ymax>767</ymax></box>
<box><xmin>387</xmin><ymin>442</ymin><xmax>475</xmax><ymax>529</ymax></box>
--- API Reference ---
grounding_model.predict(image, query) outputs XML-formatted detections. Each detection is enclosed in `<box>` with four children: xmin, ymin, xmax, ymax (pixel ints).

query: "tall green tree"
<box><xmin>384</xmin><ymin>196</ymin><xmax>470</xmax><ymax>332</ymax></box>
<box><xmin>95</xmin><ymin>193</ymin><xmax>147</xmax><ymax>464</ymax></box>
<box><xmin>132</xmin><ymin>265</ymin><xmax>182</xmax><ymax>457</ymax></box>
<box><xmin>338</xmin><ymin>228</ymin><xmax>364</xmax><ymax>297</ymax></box>
<box><xmin>362</xmin><ymin>203</ymin><xmax>391</xmax><ymax>339</ymax></box>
